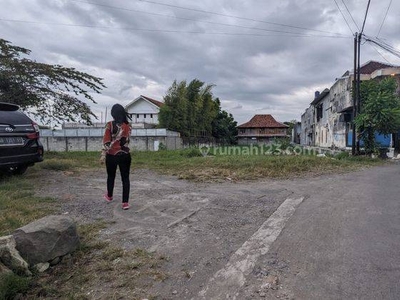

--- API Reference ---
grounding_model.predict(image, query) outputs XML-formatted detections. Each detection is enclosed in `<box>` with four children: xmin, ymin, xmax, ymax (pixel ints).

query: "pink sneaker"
<box><xmin>104</xmin><ymin>193</ymin><xmax>113</xmax><ymax>202</ymax></box>
<box><xmin>122</xmin><ymin>203</ymin><xmax>130</xmax><ymax>210</ymax></box>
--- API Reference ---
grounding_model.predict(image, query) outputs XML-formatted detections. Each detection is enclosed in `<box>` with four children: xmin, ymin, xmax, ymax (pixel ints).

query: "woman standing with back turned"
<box><xmin>101</xmin><ymin>104</ymin><xmax>132</xmax><ymax>210</ymax></box>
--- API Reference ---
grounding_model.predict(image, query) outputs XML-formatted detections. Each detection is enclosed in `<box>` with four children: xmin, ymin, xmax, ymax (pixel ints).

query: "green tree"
<box><xmin>212</xmin><ymin>98</ymin><xmax>238</xmax><ymax>144</ymax></box>
<box><xmin>0</xmin><ymin>38</ymin><xmax>105</xmax><ymax>125</ymax></box>
<box><xmin>197</xmin><ymin>83</ymin><xmax>218</xmax><ymax>135</ymax></box>
<box><xmin>159</xmin><ymin>80</ymin><xmax>189</xmax><ymax>135</ymax></box>
<box><xmin>283</xmin><ymin>119</ymin><xmax>297</xmax><ymax>136</ymax></box>
<box><xmin>186</xmin><ymin>79</ymin><xmax>204</xmax><ymax>136</ymax></box>
<box><xmin>355</xmin><ymin>77</ymin><xmax>400</xmax><ymax>154</ymax></box>
<box><xmin>159</xmin><ymin>79</ymin><xmax>237</xmax><ymax>143</ymax></box>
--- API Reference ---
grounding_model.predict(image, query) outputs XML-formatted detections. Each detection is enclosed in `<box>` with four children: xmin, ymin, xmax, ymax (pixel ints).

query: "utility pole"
<box><xmin>356</xmin><ymin>32</ymin><xmax>362</xmax><ymax>154</ymax></box>
<box><xmin>352</xmin><ymin>32</ymin><xmax>363</xmax><ymax>155</ymax></box>
<box><xmin>352</xmin><ymin>32</ymin><xmax>358</xmax><ymax>156</ymax></box>
<box><xmin>353</xmin><ymin>0</ymin><xmax>370</xmax><ymax>155</ymax></box>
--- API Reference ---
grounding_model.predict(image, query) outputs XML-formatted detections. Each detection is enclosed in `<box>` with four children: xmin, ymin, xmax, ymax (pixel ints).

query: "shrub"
<box><xmin>335</xmin><ymin>151</ymin><xmax>350</xmax><ymax>160</ymax></box>
<box><xmin>158</xmin><ymin>143</ymin><xmax>167</xmax><ymax>151</ymax></box>
<box><xmin>272</xmin><ymin>138</ymin><xmax>291</xmax><ymax>150</ymax></box>
<box><xmin>180</xmin><ymin>147</ymin><xmax>203</xmax><ymax>158</ymax></box>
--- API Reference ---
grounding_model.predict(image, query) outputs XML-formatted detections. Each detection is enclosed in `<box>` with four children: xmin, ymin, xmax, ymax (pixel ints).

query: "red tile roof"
<box><xmin>360</xmin><ymin>61</ymin><xmax>395</xmax><ymax>74</ymax></box>
<box><xmin>237</xmin><ymin>114</ymin><xmax>288</xmax><ymax>128</ymax></box>
<box><xmin>141</xmin><ymin>95</ymin><xmax>164</xmax><ymax>107</ymax></box>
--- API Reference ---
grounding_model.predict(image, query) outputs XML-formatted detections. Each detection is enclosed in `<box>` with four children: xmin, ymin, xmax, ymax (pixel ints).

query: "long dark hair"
<box><xmin>111</xmin><ymin>104</ymin><xmax>129</xmax><ymax>124</ymax></box>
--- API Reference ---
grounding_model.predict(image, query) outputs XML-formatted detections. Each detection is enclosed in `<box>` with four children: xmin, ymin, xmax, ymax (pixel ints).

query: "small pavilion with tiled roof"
<box><xmin>237</xmin><ymin>114</ymin><xmax>289</xmax><ymax>145</ymax></box>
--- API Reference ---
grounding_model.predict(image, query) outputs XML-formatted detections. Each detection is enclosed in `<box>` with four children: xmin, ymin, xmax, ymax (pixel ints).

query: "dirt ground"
<box><xmin>35</xmin><ymin>167</ymin><xmax>305</xmax><ymax>299</ymax></box>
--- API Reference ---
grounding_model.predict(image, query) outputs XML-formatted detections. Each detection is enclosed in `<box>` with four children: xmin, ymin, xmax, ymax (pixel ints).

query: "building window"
<box><xmin>240</xmin><ymin>129</ymin><xmax>246</xmax><ymax>134</ymax></box>
<box><xmin>150</xmin><ymin>114</ymin><xmax>153</xmax><ymax>118</ymax></box>
<box><xmin>144</xmin><ymin>114</ymin><xmax>146</xmax><ymax>118</ymax></box>
<box><xmin>136</xmin><ymin>114</ymin><xmax>139</xmax><ymax>118</ymax></box>
<box><xmin>316</xmin><ymin>104</ymin><xmax>323</xmax><ymax>121</ymax></box>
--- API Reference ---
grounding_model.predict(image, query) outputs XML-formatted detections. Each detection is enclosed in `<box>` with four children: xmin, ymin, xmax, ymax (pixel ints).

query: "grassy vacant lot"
<box><xmin>0</xmin><ymin>147</ymin><xmax>382</xmax><ymax>298</ymax></box>
<box><xmin>40</xmin><ymin>147</ymin><xmax>382</xmax><ymax>181</ymax></box>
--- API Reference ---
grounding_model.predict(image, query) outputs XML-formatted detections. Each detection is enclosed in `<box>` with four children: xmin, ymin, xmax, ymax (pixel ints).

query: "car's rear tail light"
<box><xmin>32</xmin><ymin>122</ymin><xmax>39</xmax><ymax>132</ymax></box>
<box><xmin>27</xmin><ymin>122</ymin><xmax>40</xmax><ymax>139</ymax></box>
<box><xmin>27</xmin><ymin>132</ymin><xmax>39</xmax><ymax>139</ymax></box>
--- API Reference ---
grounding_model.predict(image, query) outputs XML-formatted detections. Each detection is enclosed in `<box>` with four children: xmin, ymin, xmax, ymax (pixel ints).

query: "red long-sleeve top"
<box><xmin>102</xmin><ymin>121</ymin><xmax>131</xmax><ymax>155</ymax></box>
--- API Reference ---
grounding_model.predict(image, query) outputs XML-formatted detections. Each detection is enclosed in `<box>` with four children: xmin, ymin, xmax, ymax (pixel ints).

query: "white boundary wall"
<box><xmin>40</xmin><ymin>128</ymin><xmax>182</xmax><ymax>152</ymax></box>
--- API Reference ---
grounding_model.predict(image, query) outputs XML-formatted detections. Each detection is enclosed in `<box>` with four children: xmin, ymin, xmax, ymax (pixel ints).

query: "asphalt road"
<box><xmin>243</xmin><ymin>162</ymin><xmax>400</xmax><ymax>300</ymax></box>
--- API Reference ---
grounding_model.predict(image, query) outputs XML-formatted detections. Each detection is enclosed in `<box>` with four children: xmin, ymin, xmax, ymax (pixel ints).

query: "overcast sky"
<box><xmin>1</xmin><ymin>0</ymin><xmax>400</xmax><ymax>125</ymax></box>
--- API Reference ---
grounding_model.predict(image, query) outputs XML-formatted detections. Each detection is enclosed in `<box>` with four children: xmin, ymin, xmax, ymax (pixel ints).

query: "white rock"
<box><xmin>34</xmin><ymin>262</ymin><xmax>50</xmax><ymax>273</ymax></box>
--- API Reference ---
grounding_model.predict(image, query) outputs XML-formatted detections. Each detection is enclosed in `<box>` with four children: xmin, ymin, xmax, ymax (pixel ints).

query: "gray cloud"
<box><xmin>1</xmin><ymin>0</ymin><xmax>399</xmax><ymax>124</ymax></box>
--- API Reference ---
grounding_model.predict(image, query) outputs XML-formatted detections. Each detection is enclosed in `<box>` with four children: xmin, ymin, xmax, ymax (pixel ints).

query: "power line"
<box><xmin>68</xmin><ymin>0</ymin><xmax>347</xmax><ymax>38</ymax></box>
<box><xmin>333</xmin><ymin>0</ymin><xmax>354</xmax><ymax>35</ymax></box>
<box><xmin>341</xmin><ymin>0</ymin><xmax>360</xmax><ymax>31</ymax></box>
<box><xmin>0</xmin><ymin>18</ymin><xmax>351</xmax><ymax>39</ymax></box>
<box><xmin>364</xmin><ymin>35</ymin><xmax>400</xmax><ymax>59</ymax></box>
<box><xmin>360</xmin><ymin>0</ymin><xmax>371</xmax><ymax>34</ymax></box>
<box><xmin>368</xmin><ymin>43</ymin><xmax>391</xmax><ymax>64</ymax></box>
<box><xmin>377</xmin><ymin>0</ymin><xmax>392</xmax><ymax>37</ymax></box>
<box><xmin>134</xmin><ymin>0</ymin><xmax>346</xmax><ymax>36</ymax></box>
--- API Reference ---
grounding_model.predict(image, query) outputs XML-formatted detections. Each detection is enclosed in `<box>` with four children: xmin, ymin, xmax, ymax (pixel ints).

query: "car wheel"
<box><xmin>9</xmin><ymin>165</ymin><xmax>28</xmax><ymax>175</ymax></box>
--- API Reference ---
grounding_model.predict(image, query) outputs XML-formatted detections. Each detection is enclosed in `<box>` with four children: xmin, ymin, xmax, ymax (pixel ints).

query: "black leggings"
<box><xmin>106</xmin><ymin>153</ymin><xmax>131</xmax><ymax>203</ymax></box>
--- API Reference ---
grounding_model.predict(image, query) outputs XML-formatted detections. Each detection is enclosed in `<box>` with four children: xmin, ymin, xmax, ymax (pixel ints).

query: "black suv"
<box><xmin>0</xmin><ymin>102</ymin><xmax>43</xmax><ymax>175</ymax></box>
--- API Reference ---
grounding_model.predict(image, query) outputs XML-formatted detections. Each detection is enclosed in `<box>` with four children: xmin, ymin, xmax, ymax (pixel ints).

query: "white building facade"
<box><xmin>125</xmin><ymin>95</ymin><xmax>164</xmax><ymax>128</ymax></box>
<box><xmin>300</xmin><ymin>61</ymin><xmax>400</xmax><ymax>150</ymax></box>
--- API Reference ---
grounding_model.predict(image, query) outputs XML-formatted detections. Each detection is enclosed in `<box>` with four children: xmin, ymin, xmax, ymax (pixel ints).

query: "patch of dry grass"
<box><xmin>171</xmin><ymin>155</ymin><xmax>382</xmax><ymax>181</ymax></box>
<box><xmin>25</xmin><ymin>221</ymin><xmax>168</xmax><ymax>300</ymax></box>
<box><xmin>38</xmin><ymin>149</ymin><xmax>384</xmax><ymax>182</ymax></box>
<box><xmin>37</xmin><ymin>151</ymin><xmax>101</xmax><ymax>172</ymax></box>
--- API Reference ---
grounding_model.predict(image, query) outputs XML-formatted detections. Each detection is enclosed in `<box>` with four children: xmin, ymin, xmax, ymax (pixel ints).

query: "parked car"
<box><xmin>0</xmin><ymin>102</ymin><xmax>43</xmax><ymax>175</ymax></box>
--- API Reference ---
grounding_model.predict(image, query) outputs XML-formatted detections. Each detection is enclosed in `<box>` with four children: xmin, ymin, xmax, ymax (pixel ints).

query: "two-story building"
<box><xmin>311</xmin><ymin>88</ymin><xmax>331</xmax><ymax>148</ymax></box>
<box><xmin>300</xmin><ymin>61</ymin><xmax>400</xmax><ymax>149</ymax></box>
<box><xmin>125</xmin><ymin>95</ymin><xmax>164</xmax><ymax>128</ymax></box>
<box><xmin>237</xmin><ymin>114</ymin><xmax>289</xmax><ymax>145</ymax></box>
<box><xmin>301</xmin><ymin>105</ymin><xmax>314</xmax><ymax>146</ymax></box>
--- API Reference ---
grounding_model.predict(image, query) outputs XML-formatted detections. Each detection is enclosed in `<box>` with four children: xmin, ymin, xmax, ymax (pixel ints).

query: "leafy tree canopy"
<box><xmin>355</xmin><ymin>77</ymin><xmax>400</xmax><ymax>153</ymax></box>
<box><xmin>159</xmin><ymin>79</ymin><xmax>237</xmax><ymax>144</ymax></box>
<box><xmin>0</xmin><ymin>38</ymin><xmax>106</xmax><ymax>125</ymax></box>
<box><xmin>212</xmin><ymin>98</ymin><xmax>238</xmax><ymax>144</ymax></box>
